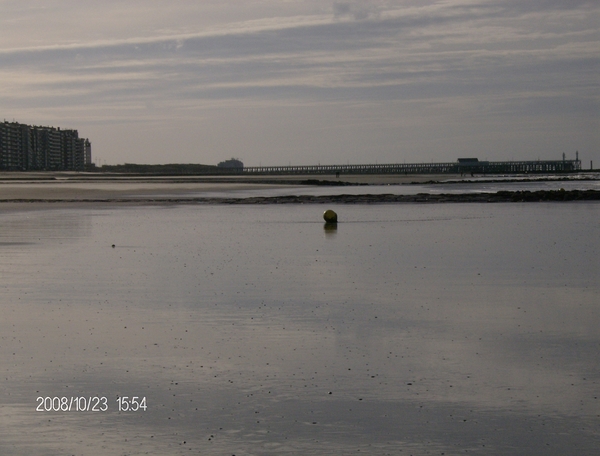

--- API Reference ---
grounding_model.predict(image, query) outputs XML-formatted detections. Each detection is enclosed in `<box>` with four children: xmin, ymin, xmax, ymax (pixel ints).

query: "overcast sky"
<box><xmin>1</xmin><ymin>0</ymin><xmax>598</xmax><ymax>167</ymax></box>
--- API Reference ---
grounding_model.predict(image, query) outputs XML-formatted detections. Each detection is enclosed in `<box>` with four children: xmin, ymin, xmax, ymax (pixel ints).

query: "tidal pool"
<box><xmin>1</xmin><ymin>202</ymin><xmax>598</xmax><ymax>455</ymax></box>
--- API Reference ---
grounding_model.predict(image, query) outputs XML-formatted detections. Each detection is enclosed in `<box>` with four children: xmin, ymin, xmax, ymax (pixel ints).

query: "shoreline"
<box><xmin>0</xmin><ymin>189</ymin><xmax>598</xmax><ymax>209</ymax></box>
<box><xmin>1</xmin><ymin>172</ymin><xmax>597</xmax><ymax>210</ymax></box>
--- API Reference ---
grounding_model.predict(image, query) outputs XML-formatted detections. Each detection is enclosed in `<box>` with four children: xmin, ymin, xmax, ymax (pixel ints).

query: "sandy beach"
<box><xmin>0</xmin><ymin>172</ymin><xmax>459</xmax><ymax>203</ymax></box>
<box><xmin>0</xmin><ymin>172</ymin><xmax>598</xmax><ymax>211</ymax></box>
<box><xmin>2</xmin><ymin>201</ymin><xmax>598</xmax><ymax>455</ymax></box>
<box><xmin>1</xmin><ymin>175</ymin><xmax>598</xmax><ymax>456</ymax></box>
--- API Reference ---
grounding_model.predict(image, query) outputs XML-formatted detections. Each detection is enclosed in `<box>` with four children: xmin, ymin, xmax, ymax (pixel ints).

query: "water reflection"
<box><xmin>0</xmin><ymin>209</ymin><xmax>92</xmax><ymax>245</ymax></box>
<box><xmin>1</xmin><ymin>203</ymin><xmax>598</xmax><ymax>455</ymax></box>
<box><xmin>323</xmin><ymin>222</ymin><xmax>337</xmax><ymax>234</ymax></box>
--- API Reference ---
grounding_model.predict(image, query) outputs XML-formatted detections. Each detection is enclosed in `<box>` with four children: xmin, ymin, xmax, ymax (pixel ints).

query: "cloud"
<box><xmin>2</xmin><ymin>2</ymin><xmax>597</xmax><ymax>105</ymax></box>
<box><xmin>0</xmin><ymin>0</ymin><xmax>598</xmax><ymax>164</ymax></box>
<box><xmin>332</xmin><ymin>1</ymin><xmax>374</xmax><ymax>20</ymax></box>
<box><xmin>332</xmin><ymin>2</ymin><xmax>351</xmax><ymax>17</ymax></box>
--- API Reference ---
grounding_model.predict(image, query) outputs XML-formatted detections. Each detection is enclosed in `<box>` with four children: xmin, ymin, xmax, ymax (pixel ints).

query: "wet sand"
<box><xmin>2</xmin><ymin>202</ymin><xmax>599</xmax><ymax>455</ymax></box>
<box><xmin>1</xmin><ymin>172</ymin><xmax>597</xmax><ymax>206</ymax></box>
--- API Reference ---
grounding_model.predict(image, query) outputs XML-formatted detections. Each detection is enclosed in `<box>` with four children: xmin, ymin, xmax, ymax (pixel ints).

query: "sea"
<box><xmin>0</xmin><ymin>180</ymin><xmax>599</xmax><ymax>455</ymax></box>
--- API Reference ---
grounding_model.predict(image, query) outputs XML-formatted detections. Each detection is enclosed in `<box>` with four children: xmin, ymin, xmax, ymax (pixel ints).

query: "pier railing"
<box><xmin>239</xmin><ymin>160</ymin><xmax>581</xmax><ymax>175</ymax></box>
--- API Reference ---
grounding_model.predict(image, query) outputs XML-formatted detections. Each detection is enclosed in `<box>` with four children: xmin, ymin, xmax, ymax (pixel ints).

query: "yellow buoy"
<box><xmin>323</xmin><ymin>209</ymin><xmax>338</xmax><ymax>223</ymax></box>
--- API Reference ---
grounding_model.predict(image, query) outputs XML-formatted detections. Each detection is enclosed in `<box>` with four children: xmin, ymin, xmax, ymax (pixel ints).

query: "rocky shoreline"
<box><xmin>1</xmin><ymin>189</ymin><xmax>598</xmax><ymax>205</ymax></box>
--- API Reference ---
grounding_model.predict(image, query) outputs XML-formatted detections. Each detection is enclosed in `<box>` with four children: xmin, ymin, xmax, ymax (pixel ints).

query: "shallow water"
<box><xmin>1</xmin><ymin>173</ymin><xmax>599</xmax><ymax>201</ymax></box>
<box><xmin>144</xmin><ymin>176</ymin><xmax>600</xmax><ymax>198</ymax></box>
<box><xmin>1</xmin><ymin>203</ymin><xmax>599</xmax><ymax>455</ymax></box>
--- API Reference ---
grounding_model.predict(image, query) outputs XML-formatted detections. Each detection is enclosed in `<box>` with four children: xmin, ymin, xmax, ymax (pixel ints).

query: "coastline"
<box><xmin>0</xmin><ymin>190</ymin><xmax>597</xmax><ymax>211</ymax></box>
<box><xmin>1</xmin><ymin>172</ymin><xmax>598</xmax><ymax>210</ymax></box>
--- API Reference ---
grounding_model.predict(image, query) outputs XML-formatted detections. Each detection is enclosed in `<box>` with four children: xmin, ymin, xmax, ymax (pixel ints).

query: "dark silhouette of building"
<box><xmin>217</xmin><ymin>158</ymin><xmax>244</xmax><ymax>169</ymax></box>
<box><xmin>0</xmin><ymin>120</ymin><xmax>91</xmax><ymax>171</ymax></box>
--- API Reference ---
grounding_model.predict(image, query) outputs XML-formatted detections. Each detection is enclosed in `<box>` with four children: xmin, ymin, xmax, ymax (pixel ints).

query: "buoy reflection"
<box><xmin>323</xmin><ymin>222</ymin><xmax>337</xmax><ymax>235</ymax></box>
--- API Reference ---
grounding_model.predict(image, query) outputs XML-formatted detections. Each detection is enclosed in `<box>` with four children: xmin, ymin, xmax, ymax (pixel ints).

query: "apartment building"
<box><xmin>0</xmin><ymin>120</ymin><xmax>91</xmax><ymax>171</ymax></box>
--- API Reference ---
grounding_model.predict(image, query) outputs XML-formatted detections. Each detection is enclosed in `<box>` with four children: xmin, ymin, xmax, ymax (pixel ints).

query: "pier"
<box><xmin>240</xmin><ymin>159</ymin><xmax>581</xmax><ymax>175</ymax></box>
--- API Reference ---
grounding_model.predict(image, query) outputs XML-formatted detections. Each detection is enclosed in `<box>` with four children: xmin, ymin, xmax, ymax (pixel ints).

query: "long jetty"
<box><xmin>240</xmin><ymin>159</ymin><xmax>581</xmax><ymax>175</ymax></box>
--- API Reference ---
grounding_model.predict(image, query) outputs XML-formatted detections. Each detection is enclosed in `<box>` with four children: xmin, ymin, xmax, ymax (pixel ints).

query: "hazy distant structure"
<box><xmin>217</xmin><ymin>158</ymin><xmax>243</xmax><ymax>169</ymax></box>
<box><xmin>85</xmin><ymin>139</ymin><xmax>92</xmax><ymax>167</ymax></box>
<box><xmin>0</xmin><ymin>120</ymin><xmax>91</xmax><ymax>171</ymax></box>
<box><xmin>244</xmin><ymin>156</ymin><xmax>582</xmax><ymax>175</ymax></box>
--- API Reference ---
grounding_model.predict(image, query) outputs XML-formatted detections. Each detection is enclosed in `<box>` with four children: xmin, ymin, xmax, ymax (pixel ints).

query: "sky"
<box><xmin>1</xmin><ymin>0</ymin><xmax>598</xmax><ymax>167</ymax></box>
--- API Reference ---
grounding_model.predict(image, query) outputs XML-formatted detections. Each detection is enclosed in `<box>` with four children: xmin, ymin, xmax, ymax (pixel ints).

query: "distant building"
<box><xmin>0</xmin><ymin>120</ymin><xmax>91</xmax><ymax>171</ymax></box>
<box><xmin>217</xmin><ymin>158</ymin><xmax>243</xmax><ymax>169</ymax></box>
<box><xmin>85</xmin><ymin>139</ymin><xmax>92</xmax><ymax>167</ymax></box>
<box><xmin>457</xmin><ymin>158</ymin><xmax>479</xmax><ymax>164</ymax></box>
